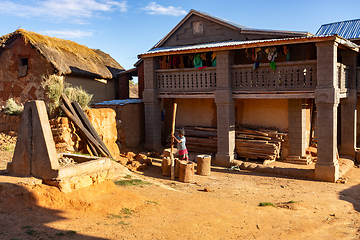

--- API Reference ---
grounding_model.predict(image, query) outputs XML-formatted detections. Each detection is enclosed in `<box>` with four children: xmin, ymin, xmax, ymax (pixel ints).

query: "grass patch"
<box><xmin>25</xmin><ymin>229</ymin><xmax>37</xmax><ymax>236</ymax></box>
<box><xmin>114</xmin><ymin>179</ymin><xmax>151</xmax><ymax>186</ymax></box>
<box><xmin>121</xmin><ymin>208</ymin><xmax>134</xmax><ymax>216</ymax></box>
<box><xmin>107</xmin><ymin>214</ymin><xmax>123</xmax><ymax>219</ymax></box>
<box><xmin>124</xmin><ymin>174</ymin><xmax>132</xmax><ymax>179</ymax></box>
<box><xmin>259</xmin><ymin>202</ymin><xmax>275</xmax><ymax>207</ymax></box>
<box><xmin>145</xmin><ymin>200</ymin><xmax>159</xmax><ymax>205</ymax></box>
<box><xmin>288</xmin><ymin>200</ymin><xmax>297</xmax><ymax>203</ymax></box>
<box><xmin>117</xmin><ymin>221</ymin><xmax>130</xmax><ymax>226</ymax></box>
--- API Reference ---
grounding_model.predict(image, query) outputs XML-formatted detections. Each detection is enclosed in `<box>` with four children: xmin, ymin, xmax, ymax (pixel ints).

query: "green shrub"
<box><xmin>41</xmin><ymin>75</ymin><xmax>65</xmax><ymax>115</ymax></box>
<box><xmin>64</xmin><ymin>86</ymin><xmax>92</xmax><ymax>110</ymax></box>
<box><xmin>42</xmin><ymin>74</ymin><xmax>93</xmax><ymax>116</ymax></box>
<box><xmin>3</xmin><ymin>98</ymin><xmax>24</xmax><ymax>116</ymax></box>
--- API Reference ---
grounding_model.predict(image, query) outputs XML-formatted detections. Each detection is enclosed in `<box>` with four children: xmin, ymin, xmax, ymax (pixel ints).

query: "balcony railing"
<box><xmin>231</xmin><ymin>60</ymin><xmax>317</xmax><ymax>91</ymax></box>
<box><xmin>157</xmin><ymin>67</ymin><xmax>217</xmax><ymax>93</ymax></box>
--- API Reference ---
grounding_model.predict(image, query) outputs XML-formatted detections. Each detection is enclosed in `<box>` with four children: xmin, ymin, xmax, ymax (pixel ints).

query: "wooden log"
<box><xmin>179</xmin><ymin>161</ymin><xmax>195</xmax><ymax>183</ymax></box>
<box><xmin>162</xmin><ymin>157</ymin><xmax>171</xmax><ymax>176</ymax></box>
<box><xmin>196</xmin><ymin>155</ymin><xmax>211</xmax><ymax>176</ymax></box>
<box><xmin>72</xmin><ymin>101</ymin><xmax>112</xmax><ymax>158</ymax></box>
<box><xmin>60</xmin><ymin>105</ymin><xmax>108</xmax><ymax>157</ymax></box>
<box><xmin>183</xmin><ymin>129</ymin><xmax>217</xmax><ymax>138</ymax></box>
<box><xmin>175</xmin><ymin>158</ymin><xmax>184</xmax><ymax>178</ymax></box>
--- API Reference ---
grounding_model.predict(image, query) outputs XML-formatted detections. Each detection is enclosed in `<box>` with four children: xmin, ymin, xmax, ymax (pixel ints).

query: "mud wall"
<box><xmin>235</xmin><ymin>99</ymin><xmax>289</xmax><ymax>132</ymax></box>
<box><xmin>65</xmin><ymin>76</ymin><xmax>116</xmax><ymax>103</ymax></box>
<box><xmin>92</xmin><ymin>103</ymin><xmax>145</xmax><ymax>150</ymax></box>
<box><xmin>0</xmin><ymin>37</ymin><xmax>54</xmax><ymax>107</ymax></box>
<box><xmin>0</xmin><ymin>113</ymin><xmax>21</xmax><ymax>132</ymax></box>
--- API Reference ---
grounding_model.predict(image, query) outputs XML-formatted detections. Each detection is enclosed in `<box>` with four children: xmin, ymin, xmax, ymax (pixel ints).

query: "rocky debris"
<box><xmin>116</xmin><ymin>151</ymin><xmax>158</xmax><ymax>172</ymax></box>
<box><xmin>0</xmin><ymin>131</ymin><xmax>17</xmax><ymax>149</ymax></box>
<box><xmin>58</xmin><ymin>156</ymin><xmax>76</xmax><ymax>167</ymax></box>
<box><xmin>49</xmin><ymin>117</ymin><xmax>79</xmax><ymax>153</ymax></box>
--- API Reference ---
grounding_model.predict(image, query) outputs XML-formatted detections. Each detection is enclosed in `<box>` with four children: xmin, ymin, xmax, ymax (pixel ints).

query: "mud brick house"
<box><xmin>0</xmin><ymin>29</ymin><xmax>124</xmax><ymax>105</ymax></box>
<box><xmin>138</xmin><ymin>9</ymin><xmax>360</xmax><ymax>182</ymax></box>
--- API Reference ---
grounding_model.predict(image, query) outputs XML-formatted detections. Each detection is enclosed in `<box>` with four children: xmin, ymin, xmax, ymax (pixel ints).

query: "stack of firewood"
<box><xmin>235</xmin><ymin>126</ymin><xmax>285</xmax><ymax>162</ymax></box>
<box><xmin>168</xmin><ymin>126</ymin><xmax>217</xmax><ymax>154</ymax></box>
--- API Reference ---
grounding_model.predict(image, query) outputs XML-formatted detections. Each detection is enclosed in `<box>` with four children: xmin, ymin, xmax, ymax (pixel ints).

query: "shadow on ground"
<box><xmin>0</xmin><ymin>182</ymin><xmax>107</xmax><ymax>240</ymax></box>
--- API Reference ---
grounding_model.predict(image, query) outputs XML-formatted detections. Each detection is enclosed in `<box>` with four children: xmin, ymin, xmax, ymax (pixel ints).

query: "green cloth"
<box><xmin>270</xmin><ymin>61</ymin><xmax>276</xmax><ymax>71</ymax></box>
<box><xmin>211</xmin><ymin>57</ymin><xmax>217</xmax><ymax>67</ymax></box>
<box><xmin>193</xmin><ymin>54</ymin><xmax>203</xmax><ymax>68</ymax></box>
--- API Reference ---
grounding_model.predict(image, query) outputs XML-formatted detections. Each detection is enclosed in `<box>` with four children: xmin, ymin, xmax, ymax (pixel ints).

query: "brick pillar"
<box><xmin>118</xmin><ymin>74</ymin><xmax>129</xmax><ymax>99</ymax></box>
<box><xmin>314</xmin><ymin>41</ymin><xmax>340</xmax><ymax>182</ymax></box>
<box><xmin>215</xmin><ymin>51</ymin><xmax>235</xmax><ymax>167</ymax></box>
<box><xmin>143</xmin><ymin>57</ymin><xmax>162</xmax><ymax>150</ymax></box>
<box><xmin>288</xmin><ymin>99</ymin><xmax>307</xmax><ymax>156</ymax></box>
<box><xmin>340</xmin><ymin>51</ymin><xmax>357</xmax><ymax>158</ymax></box>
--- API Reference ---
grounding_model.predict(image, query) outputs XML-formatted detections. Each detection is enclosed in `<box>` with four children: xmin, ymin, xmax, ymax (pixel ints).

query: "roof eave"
<box><xmin>140</xmin><ymin>35</ymin><xmax>359</xmax><ymax>59</ymax></box>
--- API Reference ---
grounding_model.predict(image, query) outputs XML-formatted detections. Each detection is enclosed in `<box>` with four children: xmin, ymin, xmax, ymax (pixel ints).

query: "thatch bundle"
<box><xmin>0</xmin><ymin>29</ymin><xmax>124</xmax><ymax>79</ymax></box>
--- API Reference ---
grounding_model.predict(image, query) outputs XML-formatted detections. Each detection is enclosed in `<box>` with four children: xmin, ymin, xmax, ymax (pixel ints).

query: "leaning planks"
<box><xmin>235</xmin><ymin>126</ymin><xmax>284</xmax><ymax>161</ymax></box>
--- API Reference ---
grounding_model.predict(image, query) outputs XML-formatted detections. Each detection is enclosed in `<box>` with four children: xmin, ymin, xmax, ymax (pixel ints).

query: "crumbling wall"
<box><xmin>49</xmin><ymin>117</ymin><xmax>80</xmax><ymax>153</ymax></box>
<box><xmin>0</xmin><ymin>113</ymin><xmax>21</xmax><ymax>132</ymax></box>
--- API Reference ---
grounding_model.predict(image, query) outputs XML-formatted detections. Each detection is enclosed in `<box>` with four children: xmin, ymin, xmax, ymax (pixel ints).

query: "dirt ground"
<box><xmin>1</xmin><ymin>133</ymin><xmax>360</xmax><ymax>239</ymax></box>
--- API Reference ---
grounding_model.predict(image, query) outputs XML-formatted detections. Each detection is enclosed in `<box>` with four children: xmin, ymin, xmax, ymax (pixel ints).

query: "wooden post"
<box><xmin>170</xmin><ymin>103</ymin><xmax>177</xmax><ymax>180</ymax></box>
<box><xmin>162</xmin><ymin>157</ymin><xmax>171</xmax><ymax>176</ymax></box>
<box><xmin>197</xmin><ymin>155</ymin><xmax>211</xmax><ymax>176</ymax></box>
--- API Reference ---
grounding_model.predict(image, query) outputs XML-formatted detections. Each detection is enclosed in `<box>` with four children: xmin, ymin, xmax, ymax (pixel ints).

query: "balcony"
<box><xmin>231</xmin><ymin>60</ymin><xmax>317</xmax><ymax>92</ymax></box>
<box><xmin>156</xmin><ymin>60</ymin><xmax>350</xmax><ymax>97</ymax></box>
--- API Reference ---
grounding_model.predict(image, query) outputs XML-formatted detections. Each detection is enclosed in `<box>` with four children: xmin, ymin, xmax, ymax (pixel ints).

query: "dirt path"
<box><xmin>1</xmin><ymin>133</ymin><xmax>360</xmax><ymax>239</ymax></box>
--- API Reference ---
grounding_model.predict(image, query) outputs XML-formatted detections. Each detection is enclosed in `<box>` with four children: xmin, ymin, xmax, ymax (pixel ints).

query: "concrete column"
<box><xmin>288</xmin><ymin>99</ymin><xmax>307</xmax><ymax>156</ymax></box>
<box><xmin>314</xmin><ymin>41</ymin><xmax>340</xmax><ymax>182</ymax></box>
<box><xmin>340</xmin><ymin>51</ymin><xmax>357</xmax><ymax>158</ymax></box>
<box><xmin>143</xmin><ymin>57</ymin><xmax>162</xmax><ymax>149</ymax></box>
<box><xmin>215</xmin><ymin>51</ymin><xmax>235</xmax><ymax>167</ymax></box>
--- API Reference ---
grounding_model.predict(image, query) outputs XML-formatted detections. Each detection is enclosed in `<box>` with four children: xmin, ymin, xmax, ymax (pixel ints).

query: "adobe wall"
<box><xmin>0</xmin><ymin>113</ymin><xmax>21</xmax><ymax>132</ymax></box>
<box><xmin>173</xmin><ymin>98</ymin><xmax>217</xmax><ymax>128</ymax></box>
<box><xmin>0</xmin><ymin>37</ymin><xmax>53</xmax><ymax>106</ymax></box>
<box><xmin>92</xmin><ymin>103</ymin><xmax>145</xmax><ymax>150</ymax></box>
<box><xmin>65</xmin><ymin>76</ymin><xmax>116</xmax><ymax>103</ymax></box>
<box><xmin>235</xmin><ymin>99</ymin><xmax>289</xmax><ymax>132</ymax></box>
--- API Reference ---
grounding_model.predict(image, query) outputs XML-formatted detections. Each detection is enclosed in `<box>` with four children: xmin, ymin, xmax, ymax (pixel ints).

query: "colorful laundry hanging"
<box><xmin>253</xmin><ymin>62</ymin><xmax>261</xmax><ymax>70</ymax></box>
<box><xmin>211</xmin><ymin>52</ymin><xmax>217</xmax><ymax>66</ymax></box>
<box><xmin>193</xmin><ymin>54</ymin><xmax>203</xmax><ymax>68</ymax></box>
<box><xmin>269</xmin><ymin>61</ymin><xmax>276</xmax><ymax>71</ymax></box>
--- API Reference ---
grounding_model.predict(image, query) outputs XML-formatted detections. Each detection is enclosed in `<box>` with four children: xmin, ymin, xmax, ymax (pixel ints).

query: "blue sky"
<box><xmin>0</xmin><ymin>0</ymin><xmax>359</xmax><ymax>71</ymax></box>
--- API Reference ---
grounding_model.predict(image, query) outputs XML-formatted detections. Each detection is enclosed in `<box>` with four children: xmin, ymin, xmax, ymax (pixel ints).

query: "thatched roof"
<box><xmin>0</xmin><ymin>29</ymin><xmax>124</xmax><ymax>79</ymax></box>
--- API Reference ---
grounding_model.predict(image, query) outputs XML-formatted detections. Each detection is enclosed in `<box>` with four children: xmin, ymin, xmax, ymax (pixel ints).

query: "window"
<box><xmin>18</xmin><ymin>57</ymin><xmax>28</xmax><ymax>77</ymax></box>
<box><xmin>193</xmin><ymin>21</ymin><xmax>203</xmax><ymax>35</ymax></box>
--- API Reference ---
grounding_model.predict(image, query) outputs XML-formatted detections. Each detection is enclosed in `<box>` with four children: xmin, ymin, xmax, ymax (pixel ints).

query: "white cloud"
<box><xmin>40</xmin><ymin>30</ymin><xmax>94</xmax><ymax>39</ymax></box>
<box><xmin>142</xmin><ymin>2</ymin><xmax>187</xmax><ymax>16</ymax></box>
<box><xmin>0</xmin><ymin>0</ymin><xmax>128</xmax><ymax>23</ymax></box>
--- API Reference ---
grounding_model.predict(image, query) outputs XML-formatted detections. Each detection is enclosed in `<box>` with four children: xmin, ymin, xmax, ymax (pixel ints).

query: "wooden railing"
<box><xmin>157</xmin><ymin>67</ymin><xmax>216</xmax><ymax>92</ymax></box>
<box><xmin>231</xmin><ymin>60</ymin><xmax>317</xmax><ymax>91</ymax></box>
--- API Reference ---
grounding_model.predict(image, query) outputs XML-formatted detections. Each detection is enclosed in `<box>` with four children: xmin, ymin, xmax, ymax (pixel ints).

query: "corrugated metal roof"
<box><xmin>316</xmin><ymin>19</ymin><xmax>360</xmax><ymax>39</ymax></box>
<box><xmin>139</xmin><ymin>35</ymin><xmax>358</xmax><ymax>58</ymax></box>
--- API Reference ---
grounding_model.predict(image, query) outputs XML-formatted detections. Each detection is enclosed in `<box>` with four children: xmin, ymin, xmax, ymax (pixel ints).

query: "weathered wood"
<box><xmin>162</xmin><ymin>157</ymin><xmax>171</xmax><ymax>176</ymax></box>
<box><xmin>196</xmin><ymin>155</ymin><xmax>211</xmax><ymax>176</ymax></box>
<box><xmin>170</xmin><ymin>103</ymin><xmax>177</xmax><ymax>180</ymax></box>
<box><xmin>60</xmin><ymin>105</ymin><xmax>108</xmax><ymax>157</ymax></box>
<box><xmin>179</xmin><ymin>161</ymin><xmax>195</xmax><ymax>183</ymax></box>
<box><xmin>72</xmin><ymin>101</ymin><xmax>112</xmax><ymax>158</ymax></box>
<box><xmin>175</xmin><ymin>158</ymin><xmax>185</xmax><ymax>178</ymax></box>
